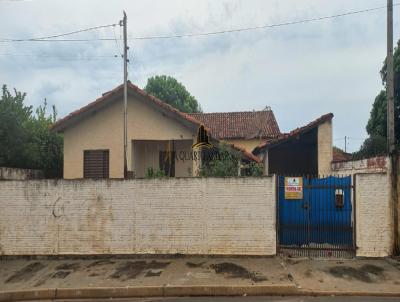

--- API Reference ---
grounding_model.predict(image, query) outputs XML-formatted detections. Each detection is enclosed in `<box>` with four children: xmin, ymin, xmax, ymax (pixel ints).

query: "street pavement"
<box><xmin>1</xmin><ymin>256</ymin><xmax>400</xmax><ymax>299</ymax></box>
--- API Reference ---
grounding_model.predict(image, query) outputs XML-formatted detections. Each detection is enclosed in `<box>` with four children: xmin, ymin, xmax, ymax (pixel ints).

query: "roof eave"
<box><xmin>253</xmin><ymin>113</ymin><xmax>334</xmax><ymax>155</ymax></box>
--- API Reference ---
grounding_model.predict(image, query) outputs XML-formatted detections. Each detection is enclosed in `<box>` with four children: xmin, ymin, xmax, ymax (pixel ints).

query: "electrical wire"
<box><xmin>130</xmin><ymin>3</ymin><xmax>400</xmax><ymax>40</ymax></box>
<box><xmin>0</xmin><ymin>23</ymin><xmax>118</xmax><ymax>42</ymax></box>
<box><xmin>112</xmin><ymin>25</ymin><xmax>123</xmax><ymax>57</ymax></box>
<box><xmin>0</xmin><ymin>3</ymin><xmax>398</xmax><ymax>43</ymax></box>
<box><xmin>0</xmin><ymin>53</ymin><xmax>118</xmax><ymax>60</ymax></box>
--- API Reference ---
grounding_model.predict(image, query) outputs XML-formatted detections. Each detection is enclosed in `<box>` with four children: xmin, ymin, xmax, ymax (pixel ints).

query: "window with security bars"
<box><xmin>83</xmin><ymin>150</ymin><xmax>109</xmax><ymax>178</ymax></box>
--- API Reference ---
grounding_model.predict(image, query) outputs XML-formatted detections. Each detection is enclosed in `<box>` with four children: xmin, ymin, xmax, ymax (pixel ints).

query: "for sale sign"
<box><xmin>284</xmin><ymin>177</ymin><xmax>303</xmax><ymax>200</ymax></box>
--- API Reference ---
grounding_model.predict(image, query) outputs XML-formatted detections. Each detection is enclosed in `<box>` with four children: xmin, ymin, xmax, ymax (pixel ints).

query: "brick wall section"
<box><xmin>356</xmin><ymin>173</ymin><xmax>391</xmax><ymax>257</ymax></box>
<box><xmin>0</xmin><ymin>177</ymin><xmax>276</xmax><ymax>256</ymax></box>
<box><xmin>317</xmin><ymin>120</ymin><xmax>333</xmax><ymax>175</ymax></box>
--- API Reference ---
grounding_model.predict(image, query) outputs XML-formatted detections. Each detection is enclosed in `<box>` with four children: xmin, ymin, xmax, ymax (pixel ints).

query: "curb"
<box><xmin>1</xmin><ymin>285</ymin><xmax>400</xmax><ymax>301</ymax></box>
<box><xmin>0</xmin><ymin>285</ymin><xmax>296</xmax><ymax>301</ymax></box>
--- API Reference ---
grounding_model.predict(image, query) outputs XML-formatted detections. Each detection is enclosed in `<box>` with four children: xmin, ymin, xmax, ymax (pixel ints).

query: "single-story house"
<box><xmin>52</xmin><ymin>82</ymin><xmax>259</xmax><ymax>179</ymax></box>
<box><xmin>252</xmin><ymin>113</ymin><xmax>333</xmax><ymax>176</ymax></box>
<box><xmin>52</xmin><ymin>81</ymin><xmax>334</xmax><ymax>179</ymax></box>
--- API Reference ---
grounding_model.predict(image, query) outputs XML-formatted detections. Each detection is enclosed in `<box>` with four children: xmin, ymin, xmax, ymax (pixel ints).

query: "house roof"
<box><xmin>189</xmin><ymin>110</ymin><xmax>280</xmax><ymax>140</ymax></box>
<box><xmin>332</xmin><ymin>147</ymin><xmax>352</xmax><ymax>162</ymax></box>
<box><xmin>253</xmin><ymin>113</ymin><xmax>334</xmax><ymax>155</ymax></box>
<box><xmin>51</xmin><ymin>81</ymin><xmax>203</xmax><ymax>133</ymax></box>
<box><xmin>51</xmin><ymin>82</ymin><xmax>260</xmax><ymax>163</ymax></box>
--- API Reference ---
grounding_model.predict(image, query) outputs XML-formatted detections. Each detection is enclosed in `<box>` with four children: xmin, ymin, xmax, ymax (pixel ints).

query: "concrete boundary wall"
<box><xmin>0</xmin><ymin>177</ymin><xmax>276</xmax><ymax>256</ymax></box>
<box><xmin>0</xmin><ymin>167</ymin><xmax>43</xmax><ymax>180</ymax></box>
<box><xmin>355</xmin><ymin>173</ymin><xmax>391</xmax><ymax>257</ymax></box>
<box><xmin>332</xmin><ymin>156</ymin><xmax>388</xmax><ymax>176</ymax></box>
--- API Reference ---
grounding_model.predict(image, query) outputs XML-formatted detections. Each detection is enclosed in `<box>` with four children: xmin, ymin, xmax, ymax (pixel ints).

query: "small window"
<box><xmin>83</xmin><ymin>150</ymin><xmax>109</xmax><ymax>178</ymax></box>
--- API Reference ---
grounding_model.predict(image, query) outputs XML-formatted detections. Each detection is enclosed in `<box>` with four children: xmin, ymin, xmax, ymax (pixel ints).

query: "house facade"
<box><xmin>52</xmin><ymin>82</ymin><xmax>258</xmax><ymax>179</ymax></box>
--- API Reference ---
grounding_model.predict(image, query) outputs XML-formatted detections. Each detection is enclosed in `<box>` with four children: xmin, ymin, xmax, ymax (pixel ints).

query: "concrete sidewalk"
<box><xmin>0</xmin><ymin>256</ymin><xmax>400</xmax><ymax>300</ymax></box>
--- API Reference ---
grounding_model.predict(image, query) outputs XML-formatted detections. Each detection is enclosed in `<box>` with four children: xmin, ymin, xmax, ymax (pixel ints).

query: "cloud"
<box><xmin>0</xmin><ymin>0</ymin><xmax>397</xmax><ymax>152</ymax></box>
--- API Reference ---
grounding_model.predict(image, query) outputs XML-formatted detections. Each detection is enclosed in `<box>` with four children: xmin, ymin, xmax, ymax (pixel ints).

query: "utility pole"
<box><xmin>387</xmin><ymin>0</ymin><xmax>399</xmax><ymax>255</ymax></box>
<box><xmin>122</xmin><ymin>11</ymin><xmax>128</xmax><ymax>178</ymax></box>
<box><xmin>387</xmin><ymin>0</ymin><xmax>395</xmax><ymax>153</ymax></box>
<box><xmin>344</xmin><ymin>136</ymin><xmax>347</xmax><ymax>153</ymax></box>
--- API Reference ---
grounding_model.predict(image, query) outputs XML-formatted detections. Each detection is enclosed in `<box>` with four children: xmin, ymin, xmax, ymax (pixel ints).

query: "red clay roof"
<box><xmin>51</xmin><ymin>82</ymin><xmax>259</xmax><ymax>163</ymax></box>
<box><xmin>51</xmin><ymin>82</ymin><xmax>202</xmax><ymax>133</ymax></box>
<box><xmin>189</xmin><ymin>111</ymin><xmax>280</xmax><ymax>140</ymax></box>
<box><xmin>253</xmin><ymin>113</ymin><xmax>334</xmax><ymax>154</ymax></box>
<box><xmin>332</xmin><ymin>147</ymin><xmax>352</xmax><ymax>162</ymax></box>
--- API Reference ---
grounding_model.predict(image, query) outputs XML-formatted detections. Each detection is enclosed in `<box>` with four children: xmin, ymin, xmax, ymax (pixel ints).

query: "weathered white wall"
<box><xmin>0</xmin><ymin>167</ymin><xmax>43</xmax><ymax>180</ymax></box>
<box><xmin>355</xmin><ymin>173</ymin><xmax>391</xmax><ymax>257</ymax></box>
<box><xmin>0</xmin><ymin>177</ymin><xmax>276</xmax><ymax>256</ymax></box>
<box><xmin>332</xmin><ymin>156</ymin><xmax>388</xmax><ymax>176</ymax></box>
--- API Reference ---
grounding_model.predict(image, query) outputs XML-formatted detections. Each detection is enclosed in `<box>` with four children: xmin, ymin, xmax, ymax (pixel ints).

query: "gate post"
<box><xmin>353</xmin><ymin>174</ymin><xmax>357</xmax><ymax>255</ymax></box>
<box><xmin>275</xmin><ymin>174</ymin><xmax>280</xmax><ymax>255</ymax></box>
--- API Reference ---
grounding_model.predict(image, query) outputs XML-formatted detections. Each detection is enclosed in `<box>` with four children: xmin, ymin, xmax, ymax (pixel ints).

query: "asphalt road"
<box><xmin>26</xmin><ymin>297</ymin><xmax>400</xmax><ymax>302</ymax></box>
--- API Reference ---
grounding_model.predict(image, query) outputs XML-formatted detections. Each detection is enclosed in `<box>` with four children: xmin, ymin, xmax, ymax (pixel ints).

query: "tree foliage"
<box><xmin>0</xmin><ymin>86</ymin><xmax>31</xmax><ymax>168</ymax></box>
<box><xmin>366</xmin><ymin>40</ymin><xmax>400</xmax><ymax>145</ymax></box>
<box><xmin>200</xmin><ymin>143</ymin><xmax>240</xmax><ymax>177</ymax></box>
<box><xmin>0</xmin><ymin>85</ymin><xmax>63</xmax><ymax>178</ymax></box>
<box><xmin>144</xmin><ymin>75</ymin><xmax>202</xmax><ymax>113</ymax></box>
<box><xmin>352</xmin><ymin>135</ymin><xmax>387</xmax><ymax>160</ymax></box>
<box><xmin>356</xmin><ymin>40</ymin><xmax>400</xmax><ymax>158</ymax></box>
<box><xmin>200</xmin><ymin>142</ymin><xmax>263</xmax><ymax>177</ymax></box>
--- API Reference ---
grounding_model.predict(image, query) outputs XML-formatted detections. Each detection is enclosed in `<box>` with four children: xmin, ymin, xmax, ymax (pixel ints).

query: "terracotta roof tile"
<box><xmin>189</xmin><ymin>111</ymin><xmax>280</xmax><ymax>140</ymax></box>
<box><xmin>332</xmin><ymin>148</ymin><xmax>352</xmax><ymax>162</ymax></box>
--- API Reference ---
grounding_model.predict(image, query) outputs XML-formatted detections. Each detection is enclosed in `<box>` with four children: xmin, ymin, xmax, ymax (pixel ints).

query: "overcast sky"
<box><xmin>1</xmin><ymin>0</ymin><xmax>399</xmax><ymax>152</ymax></box>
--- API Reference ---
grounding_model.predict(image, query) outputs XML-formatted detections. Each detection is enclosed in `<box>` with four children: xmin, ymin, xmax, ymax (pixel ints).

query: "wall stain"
<box><xmin>210</xmin><ymin>262</ymin><xmax>267</xmax><ymax>283</ymax></box>
<box><xmin>328</xmin><ymin>264</ymin><xmax>385</xmax><ymax>283</ymax></box>
<box><xmin>5</xmin><ymin>262</ymin><xmax>46</xmax><ymax>284</ymax></box>
<box><xmin>109</xmin><ymin>260</ymin><xmax>170</xmax><ymax>281</ymax></box>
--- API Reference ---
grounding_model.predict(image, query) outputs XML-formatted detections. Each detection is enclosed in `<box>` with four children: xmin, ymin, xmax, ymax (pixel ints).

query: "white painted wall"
<box><xmin>0</xmin><ymin>177</ymin><xmax>276</xmax><ymax>256</ymax></box>
<box><xmin>332</xmin><ymin>156</ymin><xmax>388</xmax><ymax>176</ymax></box>
<box><xmin>0</xmin><ymin>174</ymin><xmax>393</xmax><ymax>257</ymax></box>
<box><xmin>355</xmin><ymin>173</ymin><xmax>392</xmax><ymax>257</ymax></box>
<box><xmin>0</xmin><ymin>167</ymin><xmax>43</xmax><ymax>180</ymax></box>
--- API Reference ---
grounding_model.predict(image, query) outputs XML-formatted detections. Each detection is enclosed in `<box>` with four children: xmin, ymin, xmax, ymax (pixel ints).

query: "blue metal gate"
<box><xmin>277</xmin><ymin>175</ymin><xmax>355</xmax><ymax>257</ymax></box>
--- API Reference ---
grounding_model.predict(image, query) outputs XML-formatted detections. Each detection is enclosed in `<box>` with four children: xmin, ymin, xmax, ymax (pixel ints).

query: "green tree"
<box><xmin>28</xmin><ymin>100</ymin><xmax>63</xmax><ymax>178</ymax></box>
<box><xmin>366</xmin><ymin>40</ymin><xmax>400</xmax><ymax>144</ymax></box>
<box><xmin>0</xmin><ymin>85</ymin><xmax>63</xmax><ymax>178</ymax></box>
<box><xmin>0</xmin><ymin>85</ymin><xmax>32</xmax><ymax>168</ymax></box>
<box><xmin>144</xmin><ymin>75</ymin><xmax>202</xmax><ymax>113</ymax></box>
<box><xmin>352</xmin><ymin>135</ymin><xmax>387</xmax><ymax>159</ymax></box>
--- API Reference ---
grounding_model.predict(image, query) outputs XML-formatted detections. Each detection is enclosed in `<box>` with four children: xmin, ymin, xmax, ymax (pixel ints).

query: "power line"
<box><xmin>0</xmin><ymin>53</ymin><xmax>118</xmax><ymax>60</ymax></box>
<box><xmin>1</xmin><ymin>3</ymin><xmax>398</xmax><ymax>43</ymax></box>
<box><xmin>130</xmin><ymin>3</ymin><xmax>400</xmax><ymax>40</ymax></box>
<box><xmin>0</xmin><ymin>23</ymin><xmax>118</xmax><ymax>42</ymax></box>
<box><xmin>0</xmin><ymin>38</ymin><xmax>116</xmax><ymax>42</ymax></box>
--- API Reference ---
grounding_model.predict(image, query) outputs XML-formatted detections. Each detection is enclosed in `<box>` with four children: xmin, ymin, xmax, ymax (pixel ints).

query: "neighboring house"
<box><xmin>189</xmin><ymin>110</ymin><xmax>280</xmax><ymax>152</ymax></box>
<box><xmin>52</xmin><ymin>82</ymin><xmax>258</xmax><ymax>179</ymax></box>
<box><xmin>332</xmin><ymin>147</ymin><xmax>352</xmax><ymax>162</ymax></box>
<box><xmin>253</xmin><ymin>113</ymin><xmax>334</xmax><ymax>176</ymax></box>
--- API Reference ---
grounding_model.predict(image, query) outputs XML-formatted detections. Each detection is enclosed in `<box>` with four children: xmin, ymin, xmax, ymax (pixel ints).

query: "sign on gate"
<box><xmin>284</xmin><ymin>177</ymin><xmax>303</xmax><ymax>199</ymax></box>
